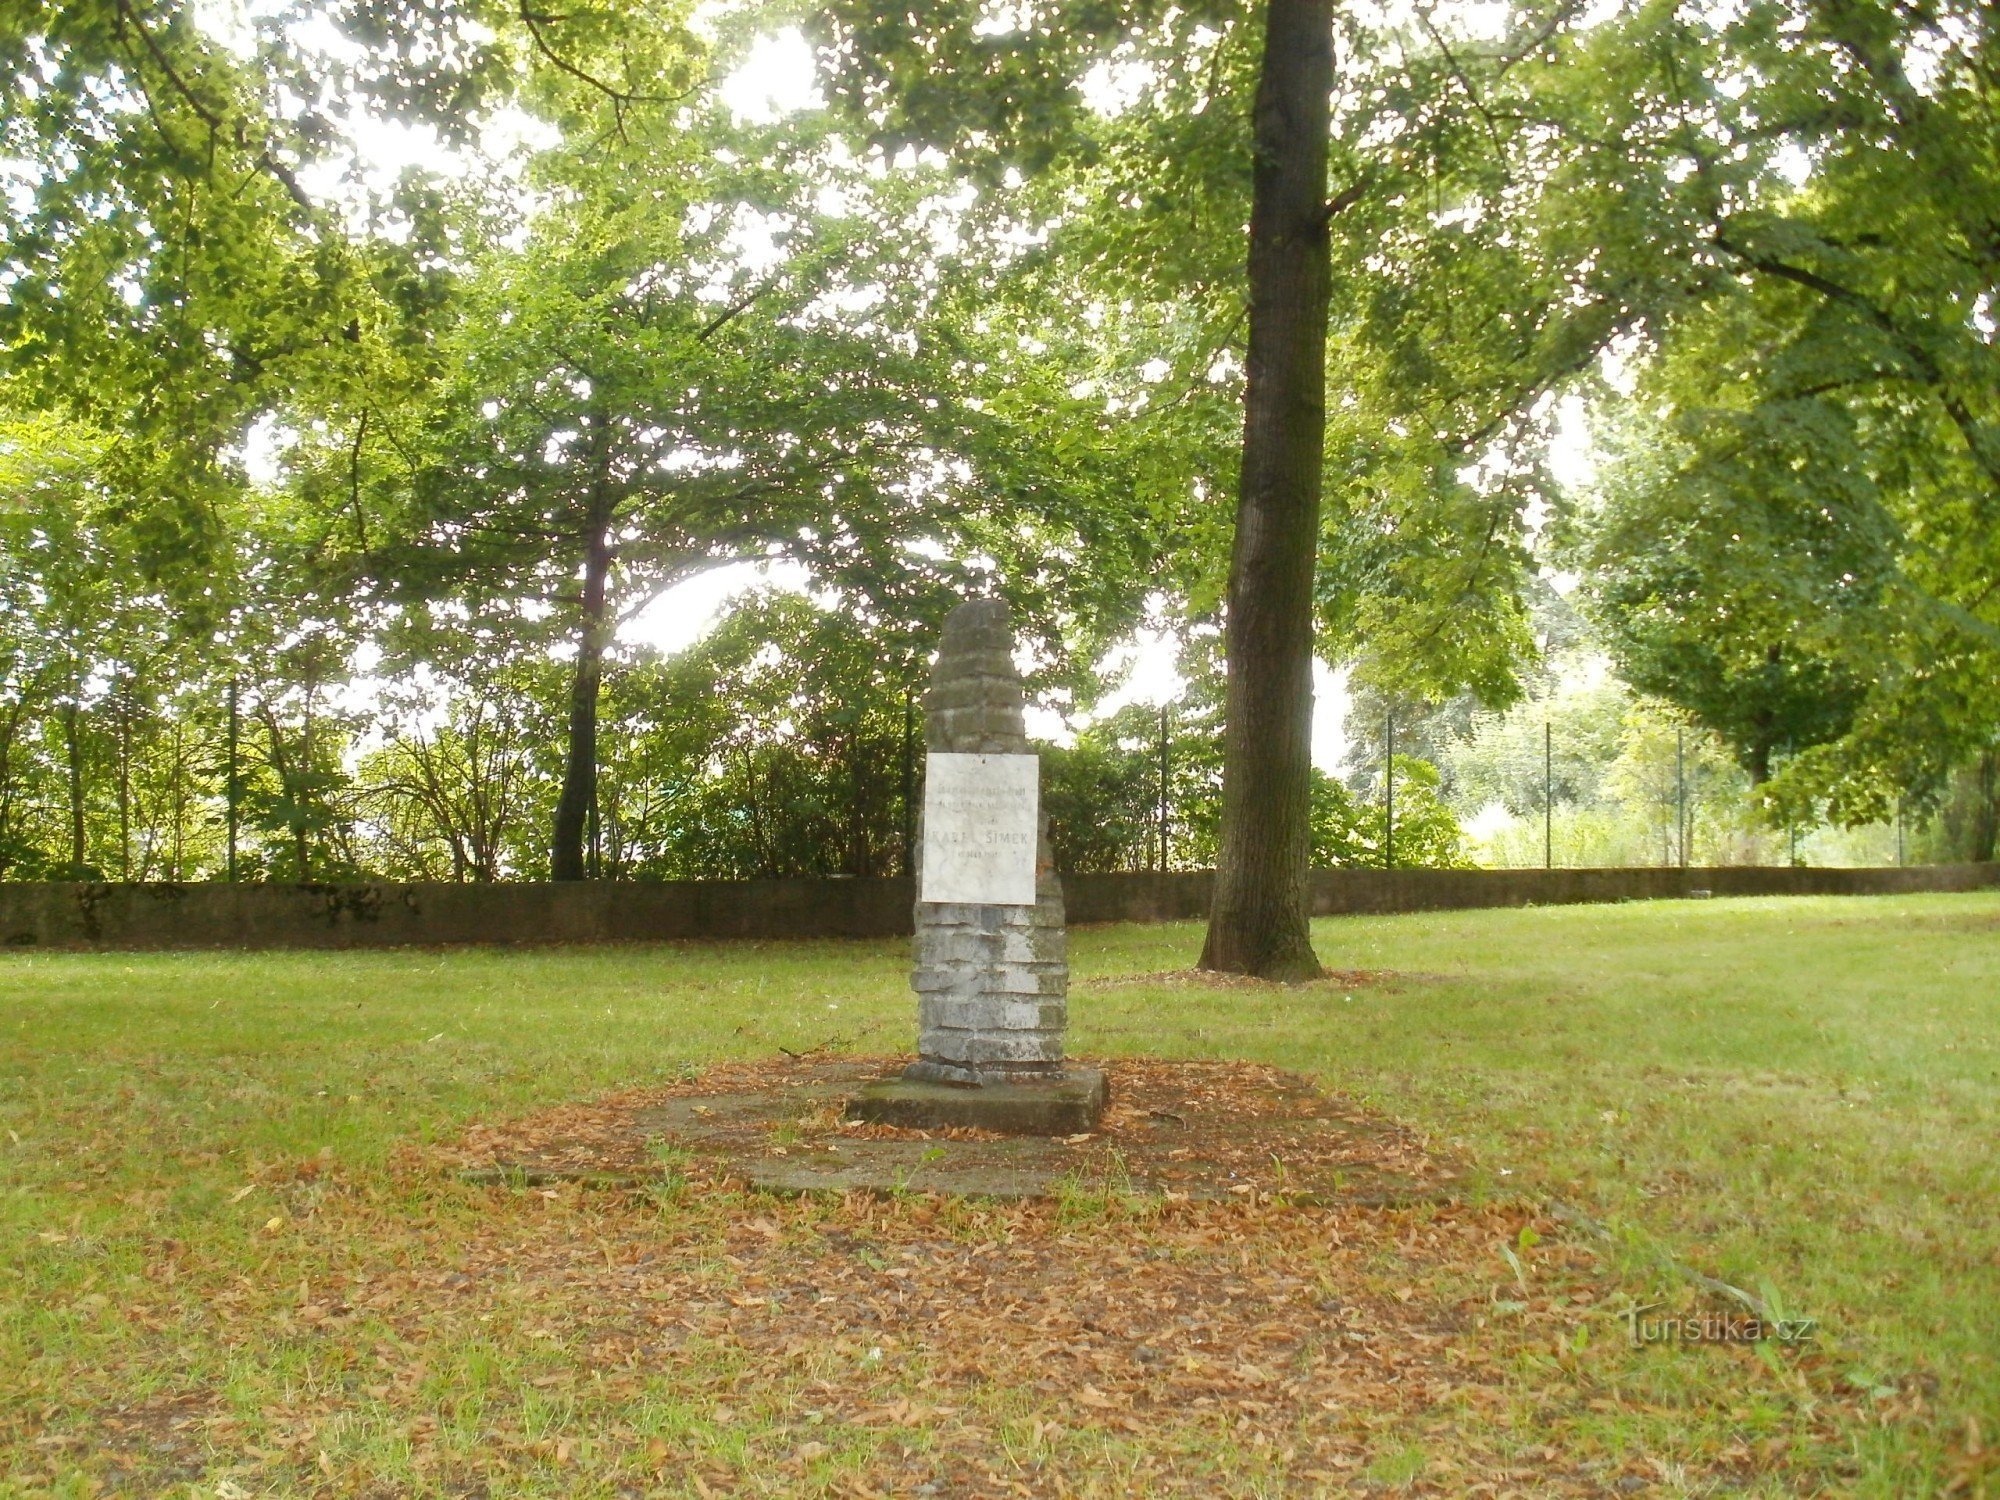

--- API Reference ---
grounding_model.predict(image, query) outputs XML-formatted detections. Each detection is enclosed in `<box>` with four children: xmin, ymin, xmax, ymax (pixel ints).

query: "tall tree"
<box><xmin>815</xmin><ymin>0</ymin><xmax>1677</xmax><ymax>972</ymax></box>
<box><xmin>1570</xmin><ymin>0</ymin><xmax>2000</xmax><ymax>828</ymax></box>
<box><xmin>1198</xmin><ymin>0</ymin><xmax>1335</xmax><ymax>978</ymax></box>
<box><xmin>333</xmin><ymin>94</ymin><xmax>1153</xmax><ymax>876</ymax></box>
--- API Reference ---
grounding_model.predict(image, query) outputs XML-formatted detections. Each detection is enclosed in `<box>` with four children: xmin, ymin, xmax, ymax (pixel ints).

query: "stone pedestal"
<box><xmin>845</xmin><ymin>598</ymin><xmax>1105</xmax><ymax>1135</ymax></box>
<box><xmin>845</xmin><ymin>1069</ymin><xmax>1108</xmax><ymax>1136</ymax></box>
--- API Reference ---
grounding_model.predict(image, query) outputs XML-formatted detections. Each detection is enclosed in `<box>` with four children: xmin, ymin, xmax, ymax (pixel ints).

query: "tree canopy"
<box><xmin>1</xmin><ymin>0</ymin><xmax>1993</xmax><ymax>898</ymax></box>
<box><xmin>1571</xmin><ymin>0</ymin><xmax>2000</xmax><ymax>827</ymax></box>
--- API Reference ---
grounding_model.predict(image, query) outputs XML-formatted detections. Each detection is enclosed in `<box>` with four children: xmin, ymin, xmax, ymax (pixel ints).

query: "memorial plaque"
<box><xmin>842</xmin><ymin>596</ymin><xmax>1098</xmax><ymax>1125</ymax></box>
<box><xmin>919</xmin><ymin>751</ymin><xmax>1039</xmax><ymax>906</ymax></box>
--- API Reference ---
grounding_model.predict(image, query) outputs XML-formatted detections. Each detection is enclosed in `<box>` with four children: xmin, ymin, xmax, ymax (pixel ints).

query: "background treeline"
<box><xmin>0</xmin><ymin>577</ymin><xmax>1473</xmax><ymax>881</ymax></box>
<box><xmin>10</xmin><ymin>534</ymin><xmax>1984</xmax><ymax>883</ymax></box>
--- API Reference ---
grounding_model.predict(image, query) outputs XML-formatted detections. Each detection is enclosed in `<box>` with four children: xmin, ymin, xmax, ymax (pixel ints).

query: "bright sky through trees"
<box><xmin>207</xmin><ymin>0</ymin><xmax>1595</xmax><ymax>782</ymax></box>
<box><xmin>10</xmin><ymin>0</ymin><xmax>1993</xmax><ymax>892</ymax></box>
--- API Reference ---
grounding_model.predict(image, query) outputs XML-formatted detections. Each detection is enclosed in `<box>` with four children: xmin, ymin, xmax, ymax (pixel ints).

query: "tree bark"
<box><xmin>551</xmin><ymin>494</ymin><xmax>614</xmax><ymax>881</ymax></box>
<box><xmin>117</xmin><ymin>680</ymin><xmax>132</xmax><ymax>880</ymax></box>
<box><xmin>62</xmin><ymin>700</ymin><xmax>86</xmax><ymax>878</ymax></box>
<box><xmin>1199</xmin><ymin>0</ymin><xmax>1334</xmax><ymax>981</ymax></box>
<box><xmin>1974</xmin><ymin>748</ymin><xmax>1997</xmax><ymax>864</ymax></box>
<box><xmin>0</xmin><ymin>697</ymin><xmax>29</xmax><ymax>880</ymax></box>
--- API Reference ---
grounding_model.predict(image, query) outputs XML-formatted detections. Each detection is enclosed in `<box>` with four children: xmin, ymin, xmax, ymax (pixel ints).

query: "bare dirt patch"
<box><xmin>441</xmin><ymin>1055</ymin><xmax>1464</xmax><ymax>1204</ymax></box>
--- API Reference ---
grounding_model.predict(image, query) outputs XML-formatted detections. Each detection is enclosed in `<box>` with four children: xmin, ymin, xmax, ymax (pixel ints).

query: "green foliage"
<box><xmin>1042</xmin><ymin>700</ymin><xmax>1468</xmax><ymax>872</ymax></box>
<box><xmin>1041</xmin><ymin>696</ymin><xmax>1226</xmax><ymax>873</ymax></box>
<box><xmin>1314</xmin><ymin>759</ymin><xmax>1469</xmax><ymax>871</ymax></box>
<box><xmin>4</xmin><ymin>0</ymin><xmax>1997</xmax><ymax>884</ymax></box>
<box><xmin>1040</xmin><ymin>734</ymin><xmax>1165</xmax><ymax>875</ymax></box>
<box><xmin>1566</xmin><ymin>0</ymin><xmax>2000</xmax><ymax>828</ymax></box>
<box><xmin>1442</xmin><ymin>668</ymin><xmax>1813</xmax><ymax>868</ymax></box>
<box><xmin>598</xmin><ymin>594</ymin><xmax>916</xmax><ymax>881</ymax></box>
<box><xmin>1445</xmin><ymin>680</ymin><xmax>1625</xmax><ymax>824</ymax></box>
<box><xmin>814</xmin><ymin>0</ymin><xmax>1675</xmax><ymax>705</ymax></box>
<box><xmin>357</xmin><ymin>674</ymin><xmax>551</xmax><ymax>881</ymax></box>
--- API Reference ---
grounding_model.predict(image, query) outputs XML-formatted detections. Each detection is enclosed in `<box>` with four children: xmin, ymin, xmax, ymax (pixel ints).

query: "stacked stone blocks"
<box><xmin>906</xmin><ymin>599</ymin><xmax>1069</xmax><ymax>1087</ymax></box>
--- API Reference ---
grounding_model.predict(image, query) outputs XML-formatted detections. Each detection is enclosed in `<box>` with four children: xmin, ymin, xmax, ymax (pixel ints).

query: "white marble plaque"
<box><xmin>920</xmin><ymin>752</ymin><xmax>1039</xmax><ymax>905</ymax></box>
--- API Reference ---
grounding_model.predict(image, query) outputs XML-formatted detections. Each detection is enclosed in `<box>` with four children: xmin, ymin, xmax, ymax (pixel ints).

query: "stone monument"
<box><xmin>846</xmin><ymin>598</ymin><xmax>1107</xmax><ymax>1135</ymax></box>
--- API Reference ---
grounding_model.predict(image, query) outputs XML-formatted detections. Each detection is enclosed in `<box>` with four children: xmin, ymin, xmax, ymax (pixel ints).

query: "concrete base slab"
<box><xmin>456</xmin><ymin>1056</ymin><xmax>1463</xmax><ymax>1206</ymax></box>
<box><xmin>844</xmin><ymin>1068</ymin><xmax>1107</xmax><ymax>1136</ymax></box>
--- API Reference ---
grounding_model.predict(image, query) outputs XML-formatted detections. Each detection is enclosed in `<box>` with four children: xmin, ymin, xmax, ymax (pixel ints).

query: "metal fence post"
<box><xmin>1544</xmin><ymin>718</ymin><xmax>1553</xmax><ymax>870</ymax></box>
<box><xmin>1676</xmin><ymin>726</ymin><xmax>1687</xmax><ymax>869</ymax></box>
<box><xmin>1384</xmin><ymin>709</ymin><xmax>1395</xmax><ymax>870</ymax></box>
<box><xmin>226</xmin><ymin>678</ymin><xmax>240</xmax><ymax>883</ymax></box>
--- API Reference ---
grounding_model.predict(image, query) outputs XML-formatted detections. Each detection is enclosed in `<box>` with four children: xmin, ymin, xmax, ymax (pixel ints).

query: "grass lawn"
<box><xmin>1</xmin><ymin>892</ymin><xmax>1995</xmax><ymax>1496</ymax></box>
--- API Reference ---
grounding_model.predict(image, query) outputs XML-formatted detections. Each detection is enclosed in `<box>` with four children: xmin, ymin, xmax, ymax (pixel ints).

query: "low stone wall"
<box><xmin>0</xmin><ymin>864</ymin><xmax>1993</xmax><ymax>952</ymax></box>
<box><xmin>1064</xmin><ymin>864</ymin><xmax>2000</xmax><ymax>922</ymax></box>
<box><xmin>0</xmin><ymin>877</ymin><xmax>913</xmax><ymax>951</ymax></box>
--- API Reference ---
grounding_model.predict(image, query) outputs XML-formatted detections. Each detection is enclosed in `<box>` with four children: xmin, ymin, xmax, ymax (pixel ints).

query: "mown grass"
<box><xmin>1</xmin><ymin>892</ymin><xmax>1995</xmax><ymax>1495</ymax></box>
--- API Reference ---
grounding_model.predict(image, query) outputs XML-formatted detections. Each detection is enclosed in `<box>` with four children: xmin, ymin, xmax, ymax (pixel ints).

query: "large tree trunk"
<box><xmin>551</xmin><ymin>500</ymin><xmax>613</xmax><ymax>881</ymax></box>
<box><xmin>1199</xmin><ymin>0</ymin><xmax>1335</xmax><ymax>981</ymax></box>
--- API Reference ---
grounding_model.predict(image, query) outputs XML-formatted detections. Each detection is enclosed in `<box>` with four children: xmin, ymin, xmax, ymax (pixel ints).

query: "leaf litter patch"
<box><xmin>408</xmin><ymin>1070</ymin><xmax>1863</xmax><ymax>1496</ymax></box>
<box><xmin>25</xmin><ymin>1064</ymin><xmax>1881</xmax><ymax>1497</ymax></box>
<box><xmin>446</xmin><ymin>1055</ymin><xmax>1462</xmax><ymax>1204</ymax></box>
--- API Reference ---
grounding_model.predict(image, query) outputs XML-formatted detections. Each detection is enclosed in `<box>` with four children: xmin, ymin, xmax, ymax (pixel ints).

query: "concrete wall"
<box><xmin>1063</xmin><ymin>864</ymin><xmax>2000</xmax><ymax>924</ymax></box>
<box><xmin>1</xmin><ymin>865</ymin><xmax>1993</xmax><ymax>952</ymax></box>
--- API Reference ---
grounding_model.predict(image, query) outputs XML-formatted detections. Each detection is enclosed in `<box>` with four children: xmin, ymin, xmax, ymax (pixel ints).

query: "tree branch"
<box><xmin>696</xmin><ymin>275</ymin><xmax>782</xmax><ymax>343</ymax></box>
<box><xmin>515</xmin><ymin>3</ymin><xmax>700</xmax><ymax>137</ymax></box>
<box><xmin>1712</xmin><ymin>228</ymin><xmax>2000</xmax><ymax>490</ymax></box>
<box><xmin>1321</xmin><ymin>172</ymin><xmax>1372</xmax><ymax>227</ymax></box>
<box><xmin>113</xmin><ymin>0</ymin><xmax>315</xmax><ymax>213</ymax></box>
